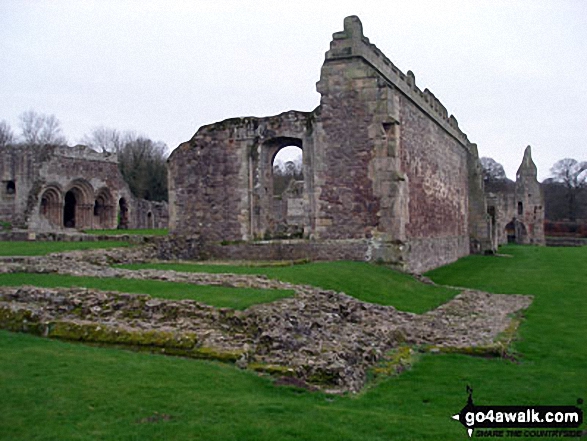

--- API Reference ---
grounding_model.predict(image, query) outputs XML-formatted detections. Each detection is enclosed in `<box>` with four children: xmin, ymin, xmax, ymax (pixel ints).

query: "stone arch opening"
<box><xmin>63</xmin><ymin>191</ymin><xmax>77</xmax><ymax>228</ymax></box>
<box><xmin>505</xmin><ymin>219</ymin><xmax>527</xmax><ymax>244</ymax></box>
<box><xmin>259</xmin><ymin>137</ymin><xmax>306</xmax><ymax>239</ymax></box>
<box><xmin>147</xmin><ymin>211</ymin><xmax>154</xmax><ymax>229</ymax></box>
<box><xmin>118</xmin><ymin>197</ymin><xmax>129</xmax><ymax>229</ymax></box>
<box><xmin>272</xmin><ymin>146</ymin><xmax>303</xmax><ymax>196</ymax></box>
<box><xmin>64</xmin><ymin>179</ymin><xmax>94</xmax><ymax>229</ymax></box>
<box><xmin>40</xmin><ymin>185</ymin><xmax>62</xmax><ymax>226</ymax></box>
<box><xmin>505</xmin><ymin>220</ymin><xmax>516</xmax><ymax>243</ymax></box>
<box><xmin>5</xmin><ymin>181</ymin><xmax>15</xmax><ymax>195</ymax></box>
<box><xmin>94</xmin><ymin>187</ymin><xmax>115</xmax><ymax>229</ymax></box>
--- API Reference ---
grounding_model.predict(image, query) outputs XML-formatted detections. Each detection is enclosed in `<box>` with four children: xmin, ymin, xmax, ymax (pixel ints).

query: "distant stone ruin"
<box><xmin>485</xmin><ymin>146</ymin><xmax>545</xmax><ymax>247</ymax></box>
<box><xmin>0</xmin><ymin>144</ymin><xmax>168</xmax><ymax>232</ymax></box>
<box><xmin>168</xmin><ymin>16</ymin><xmax>544</xmax><ymax>272</ymax></box>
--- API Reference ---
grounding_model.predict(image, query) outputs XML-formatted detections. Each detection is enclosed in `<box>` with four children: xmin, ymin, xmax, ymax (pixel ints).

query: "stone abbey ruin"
<box><xmin>169</xmin><ymin>16</ymin><xmax>544</xmax><ymax>273</ymax></box>
<box><xmin>0</xmin><ymin>16</ymin><xmax>545</xmax><ymax>394</ymax></box>
<box><xmin>0</xmin><ymin>144</ymin><xmax>168</xmax><ymax>233</ymax></box>
<box><xmin>0</xmin><ymin>16</ymin><xmax>544</xmax><ymax>272</ymax></box>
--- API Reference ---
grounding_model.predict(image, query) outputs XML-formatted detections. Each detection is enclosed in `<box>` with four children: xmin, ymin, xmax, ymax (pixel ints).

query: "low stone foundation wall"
<box><xmin>207</xmin><ymin>239</ymin><xmax>370</xmax><ymax>262</ymax></box>
<box><xmin>0</xmin><ymin>249</ymin><xmax>533</xmax><ymax>393</ymax></box>
<box><xmin>0</xmin><ymin>230</ymin><xmax>157</xmax><ymax>245</ymax></box>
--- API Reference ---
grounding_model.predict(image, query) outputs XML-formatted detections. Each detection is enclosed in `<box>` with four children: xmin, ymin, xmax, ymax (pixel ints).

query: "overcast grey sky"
<box><xmin>1</xmin><ymin>0</ymin><xmax>585</xmax><ymax>180</ymax></box>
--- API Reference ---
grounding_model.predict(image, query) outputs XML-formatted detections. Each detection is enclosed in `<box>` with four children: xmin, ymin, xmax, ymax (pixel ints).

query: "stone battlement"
<box><xmin>325</xmin><ymin>16</ymin><xmax>470</xmax><ymax>148</ymax></box>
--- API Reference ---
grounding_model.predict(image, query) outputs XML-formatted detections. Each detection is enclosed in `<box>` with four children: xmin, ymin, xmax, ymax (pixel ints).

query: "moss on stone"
<box><xmin>307</xmin><ymin>370</ymin><xmax>338</xmax><ymax>386</ymax></box>
<box><xmin>0</xmin><ymin>306</ymin><xmax>43</xmax><ymax>335</ymax></box>
<box><xmin>248</xmin><ymin>362</ymin><xmax>295</xmax><ymax>376</ymax></box>
<box><xmin>191</xmin><ymin>346</ymin><xmax>244</xmax><ymax>362</ymax></box>
<box><xmin>371</xmin><ymin>345</ymin><xmax>414</xmax><ymax>377</ymax></box>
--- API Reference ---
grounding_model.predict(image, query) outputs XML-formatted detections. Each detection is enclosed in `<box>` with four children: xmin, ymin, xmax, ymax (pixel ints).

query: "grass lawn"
<box><xmin>0</xmin><ymin>273</ymin><xmax>293</xmax><ymax>310</ymax></box>
<box><xmin>84</xmin><ymin>228</ymin><xmax>168</xmax><ymax>236</ymax></box>
<box><xmin>118</xmin><ymin>261</ymin><xmax>458</xmax><ymax>314</ymax></box>
<box><xmin>0</xmin><ymin>240</ymin><xmax>131</xmax><ymax>256</ymax></box>
<box><xmin>0</xmin><ymin>245</ymin><xmax>585</xmax><ymax>440</ymax></box>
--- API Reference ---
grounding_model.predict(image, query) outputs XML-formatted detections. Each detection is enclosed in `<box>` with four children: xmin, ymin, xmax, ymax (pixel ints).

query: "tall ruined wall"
<box><xmin>314</xmin><ymin>16</ymin><xmax>486</xmax><ymax>271</ymax></box>
<box><xmin>514</xmin><ymin>146</ymin><xmax>545</xmax><ymax>244</ymax></box>
<box><xmin>168</xmin><ymin>16</ymin><xmax>492</xmax><ymax>272</ymax></box>
<box><xmin>168</xmin><ymin>111</ymin><xmax>313</xmax><ymax>241</ymax></box>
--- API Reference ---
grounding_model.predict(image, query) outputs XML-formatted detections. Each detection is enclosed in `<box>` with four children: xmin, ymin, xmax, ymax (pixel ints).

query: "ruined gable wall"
<box><xmin>168</xmin><ymin>111</ymin><xmax>313</xmax><ymax>241</ymax></box>
<box><xmin>514</xmin><ymin>147</ymin><xmax>545</xmax><ymax>245</ymax></box>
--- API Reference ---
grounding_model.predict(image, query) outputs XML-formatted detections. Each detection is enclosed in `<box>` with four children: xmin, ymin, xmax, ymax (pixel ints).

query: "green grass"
<box><xmin>117</xmin><ymin>261</ymin><xmax>457</xmax><ymax>314</ymax></box>
<box><xmin>0</xmin><ymin>240</ymin><xmax>132</xmax><ymax>256</ymax></box>
<box><xmin>84</xmin><ymin>228</ymin><xmax>168</xmax><ymax>236</ymax></box>
<box><xmin>0</xmin><ymin>245</ymin><xmax>585</xmax><ymax>440</ymax></box>
<box><xmin>0</xmin><ymin>273</ymin><xmax>293</xmax><ymax>310</ymax></box>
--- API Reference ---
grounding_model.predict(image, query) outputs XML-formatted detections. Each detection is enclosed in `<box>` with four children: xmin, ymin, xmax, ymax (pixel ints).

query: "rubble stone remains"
<box><xmin>0</xmin><ymin>247</ymin><xmax>532</xmax><ymax>393</ymax></box>
<box><xmin>168</xmin><ymin>16</ymin><xmax>544</xmax><ymax>273</ymax></box>
<box><xmin>0</xmin><ymin>144</ymin><xmax>168</xmax><ymax>232</ymax></box>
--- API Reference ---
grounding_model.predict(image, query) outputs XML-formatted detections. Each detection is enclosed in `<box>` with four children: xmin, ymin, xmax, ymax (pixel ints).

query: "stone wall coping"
<box><xmin>326</xmin><ymin>16</ymin><xmax>472</xmax><ymax>151</ymax></box>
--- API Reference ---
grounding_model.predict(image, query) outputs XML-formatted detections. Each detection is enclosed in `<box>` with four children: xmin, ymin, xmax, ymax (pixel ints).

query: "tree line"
<box><xmin>0</xmin><ymin>111</ymin><xmax>168</xmax><ymax>202</ymax></box>
<box><xmin>481</xmin><ymin>156</ymin><xmax>587</xmax><ymax>222</ymax></box>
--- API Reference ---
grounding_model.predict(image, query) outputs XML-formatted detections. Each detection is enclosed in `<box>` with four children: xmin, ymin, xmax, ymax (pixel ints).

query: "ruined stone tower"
<box><xmin>168</xmin><ymin>16</ymin><xmax>496</xmax><ymax>272</ymax></box>
<box><xmin>485</xmin><ymin>146</ymin><xmax>545</xmax><ymax>246</ymax></box>
<box><xmin>513</xmin><ymin>146</ymin><xmax>545</xmax><ymax>244</ymax></box>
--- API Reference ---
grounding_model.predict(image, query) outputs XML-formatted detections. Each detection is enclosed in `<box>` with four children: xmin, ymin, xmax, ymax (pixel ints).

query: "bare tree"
<box><xmin>0</xmin><ymin>120</ymin><xmax>15</xmax><ymax>148</ymax></box>
<box><xmin>81</xmin><ymin>126</ymin><xmax>123</xmax><ymax>153</ymax></box>
<box><xmin>549</xmin><ymin>158</ymin><xmax>587</xmax><ymax>221</ymax></box>
<box><xmin>117</xmin><ymin>134</ymin><xmax>169</xmax><ymax>201</ymax></box>
<box><xmin>19</xmin><ymin>110</ymin><xmax>67</xmax><ymax>146</ymax></box>
<box><xmin>480</xmin><ymin>157</ymin><xmax>507</xmax><ymax>181</ymax></box>
<box><xmin>480</xmin><ymin>157</ymin><xmax>513</xmax><ymax>192</ymax></box>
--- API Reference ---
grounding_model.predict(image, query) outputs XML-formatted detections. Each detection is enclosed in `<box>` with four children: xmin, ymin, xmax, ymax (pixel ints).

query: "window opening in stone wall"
<box><xmin>6</xmin><ymin>181</ymin><xmax>15</xmax><ymax>195</ymax></box>
<box><xmin>63</xmin><ymin>191</ymin><xmax>77</xmax><ymax>228</ymax></box>
<box><xmin>518</xmin><ymin>201</ymin><xmax>523</xmax><ymax>215</ymax></box>
<box><xmin>272</xmin><ymin>146</ymin><xmax>303</xmax><ymax>196</ymax></box>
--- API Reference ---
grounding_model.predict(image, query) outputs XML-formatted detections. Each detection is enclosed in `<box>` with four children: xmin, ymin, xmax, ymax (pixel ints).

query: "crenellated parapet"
<box><xmin>324</xmin><ymin>16</ymin><xmax>470</xmax><ymax>149</ymax></box>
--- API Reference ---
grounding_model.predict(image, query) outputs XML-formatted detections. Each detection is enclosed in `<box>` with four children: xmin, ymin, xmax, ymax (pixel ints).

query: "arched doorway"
<box><xmin>63</xmin><ymin>191</ymin><xmax>77</xmax><ymax>228</ymax></box>
<box><xmin>63</xmin><ymin>179</ymin><xmax>94</xmax><ymax>229</ymax></box>
<box><xmin>118</xmin><ymin>197</ymin><xmax>129</xmax><ymax>229</ymax></box>
<box><xmin>505</xmin><ymin>219</ymin><xmax>527</xmax><ymax>244</ymax></box>
<box><xmin>94</xmin><ymin>188</ymin><xmax>115</xmax><ymax>229</ymax></box>
<box><xmin>39</xmin><ymin>185</ymin><xmax>62</xmax><ymax>226</ymax></box>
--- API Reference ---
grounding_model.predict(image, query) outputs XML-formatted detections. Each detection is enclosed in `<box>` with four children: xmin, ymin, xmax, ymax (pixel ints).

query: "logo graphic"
<box><xmin>452</xmin><ymin>386</ymin><xmax>584</xmax><ymax>438</ymax></box>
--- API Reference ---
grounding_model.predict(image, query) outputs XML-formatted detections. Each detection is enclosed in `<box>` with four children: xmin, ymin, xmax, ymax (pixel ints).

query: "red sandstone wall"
<box><xmin>399</xmin><ymin>95</ymin><xmax>469</xmax><ymax>239</ymax></box>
